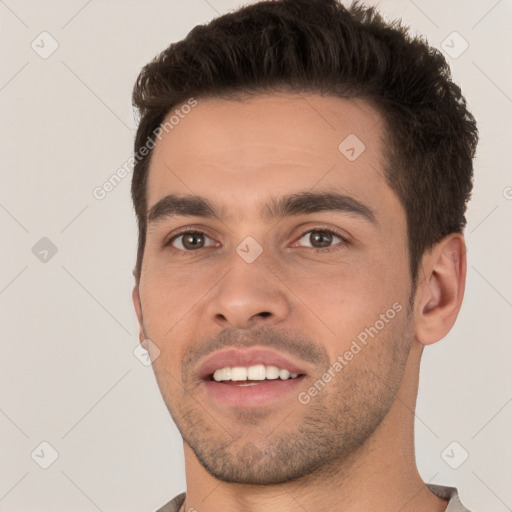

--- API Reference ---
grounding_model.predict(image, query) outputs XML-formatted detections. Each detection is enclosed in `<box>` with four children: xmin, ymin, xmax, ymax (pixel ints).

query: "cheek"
<box><xmin>138</xmin><ymin>267</ymin><xmax>199</xmax><ymax>351</ymax></box>
<box><xmin>286</xmin><ymin>247</ymin><xmax>409</xmax><ymax>355</ymax></box>
<box><xmin>139</xmin><ymin>229</ymin><xmax>410</xmax><ymax>356</ymax></box>
<box><xmin>141</xmin><ymin>257</ymin><xmax>207</xmax><ymax>307</ymax></box>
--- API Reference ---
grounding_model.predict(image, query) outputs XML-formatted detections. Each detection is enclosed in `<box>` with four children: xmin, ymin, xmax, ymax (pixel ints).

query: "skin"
<box><xmin>132</xmin><ymin>93</ymin><xmax>466</xmax><ymax>512</ymax></box>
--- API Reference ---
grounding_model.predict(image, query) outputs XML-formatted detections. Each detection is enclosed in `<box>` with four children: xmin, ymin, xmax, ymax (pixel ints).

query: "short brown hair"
<box><xmin>131</xmin><ymin>0</ymin><xmax>478</xmax><ymax>288</ymax></box>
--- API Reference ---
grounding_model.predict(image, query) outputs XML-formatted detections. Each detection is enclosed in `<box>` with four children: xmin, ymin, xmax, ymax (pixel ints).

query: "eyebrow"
<box><xmin>147</xmin><ymin>190</ymin><xmax>377</xmax><ymax>227</ymax></box>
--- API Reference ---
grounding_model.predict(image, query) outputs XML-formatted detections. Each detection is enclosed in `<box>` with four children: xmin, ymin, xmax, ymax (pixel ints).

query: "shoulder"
<box><xmin>427</xmin><ymin>484</ymin><xmax>472</xmax><ymax>512</ymax></box>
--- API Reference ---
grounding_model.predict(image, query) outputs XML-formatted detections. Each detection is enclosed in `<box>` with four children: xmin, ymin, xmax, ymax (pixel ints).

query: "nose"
<box><xmin>206</xmin><ymin>255</ymin><xmax>290</xmax><ymax>330</ymax></box>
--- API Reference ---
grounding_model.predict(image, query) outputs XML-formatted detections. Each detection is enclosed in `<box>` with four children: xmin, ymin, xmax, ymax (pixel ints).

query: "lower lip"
<box><xmin>203</xmin><ymin>377</ymin><xmax>305</xmax><ymax>408</ymax></box>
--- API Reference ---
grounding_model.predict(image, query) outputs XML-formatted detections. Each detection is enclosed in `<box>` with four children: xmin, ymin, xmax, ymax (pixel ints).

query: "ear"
<box><xmin>414</xmin><ymin>233</ymin><xmax>467</xmax><ymax>346</ymax></box>
<box><xmin>132</xmin><ymin>285</ymin><xmax>147</xmax><ymax>344</ymax></box>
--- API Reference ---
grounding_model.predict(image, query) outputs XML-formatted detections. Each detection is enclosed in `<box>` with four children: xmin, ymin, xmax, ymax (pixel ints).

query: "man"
<box><xmin>130</xmin><ymin>1</ymin><xmax>478</xmax><ymax>510</ymax></box>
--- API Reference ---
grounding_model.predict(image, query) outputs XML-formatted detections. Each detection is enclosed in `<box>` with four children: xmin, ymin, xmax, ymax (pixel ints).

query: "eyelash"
<box><xmin>164</xmin><ymin>226</ymin><xmax>349</xmax><ymax>255</ymax></box>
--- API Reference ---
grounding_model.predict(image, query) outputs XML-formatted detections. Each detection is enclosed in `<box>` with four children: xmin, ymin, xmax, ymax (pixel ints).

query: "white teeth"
<box><xmin>231</xmin><ymin>366</ymin><xmax>247</xmax><ymax>381</ymax></box>
<box><xmin>212</xmin><ymin>364</ymin><xmax>301</xmax><ymax>382</ymax></box>
<box><xmin>213</xmin><ymin>367</ymin><xmax>231</xmax><ymax>381</ymax></box>
<box><xmin>278</xmin><ymin>368</ymin><xmax>290</xmax><ymax>380</ymax></box>
<box><xmin>265</xmin><ymin>365</ymin><xmax>280</xmax><ymax>379</ymax></box>
<box><xmin>248</xmin><ymin>364</ymin><xmax>266</xmax><ymax>380</ymax></box>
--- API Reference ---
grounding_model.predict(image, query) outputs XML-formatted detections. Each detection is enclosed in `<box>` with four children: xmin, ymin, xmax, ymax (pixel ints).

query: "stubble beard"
<box><xmin>163</xmin><ymin>321</ymin><xmax>413</xmax><ymax>485</ymax></box>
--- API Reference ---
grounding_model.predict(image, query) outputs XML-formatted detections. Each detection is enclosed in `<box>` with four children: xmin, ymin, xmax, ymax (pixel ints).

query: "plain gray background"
<box><xmin>1</xmin><ymin>0</ymin><xmax>511</xmax><ymax>510</ymax></box>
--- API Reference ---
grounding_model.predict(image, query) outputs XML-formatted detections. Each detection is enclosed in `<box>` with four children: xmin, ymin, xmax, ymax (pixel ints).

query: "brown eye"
<box><xmin>296</xmin><ymin>229</ymin><xmax>344</xmax><ymax>250</ymax></box>
<box><xmin>310</xmin><ymin>230</ymin><xmax>334</xmax><ymax>248</ymax></box>
<box><xmin>169</xmin><ymin>231</ymin><xmax>215</xmax><ymax>251</ymax></box>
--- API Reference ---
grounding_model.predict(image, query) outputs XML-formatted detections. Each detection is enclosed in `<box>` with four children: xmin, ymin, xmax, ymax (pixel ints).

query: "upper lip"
<box><xmin>197</xmin><ymin>347</ymin><xmax>309</xmax><ymax>380</ymax></box>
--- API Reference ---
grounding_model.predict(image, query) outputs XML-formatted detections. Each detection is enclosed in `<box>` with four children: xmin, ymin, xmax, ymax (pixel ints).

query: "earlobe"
<box><xmin>414</xmin><ymin>234</ymin><xmax>467</xmax><ymax>346</ymax></box>
<box><xmin>132</xmin><ymin>285</ymin><xmax>147</xmax><ymax>344</ymax></box>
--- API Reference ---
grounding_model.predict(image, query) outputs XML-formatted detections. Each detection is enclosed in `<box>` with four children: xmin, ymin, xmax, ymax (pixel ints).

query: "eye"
<box><xmin>294</xmin><ymin>228</ymin><xmax>348</xmax><ymax>253</ymax></box>
<box><xmin>167</xmin><ymin>229</ymin><xmax>218</xmax><ymax>251</ymax></box>
<box><xmin>164</xmin><ymin>226</ymin><xmax>349</xmax><ymax>254</ymax></box>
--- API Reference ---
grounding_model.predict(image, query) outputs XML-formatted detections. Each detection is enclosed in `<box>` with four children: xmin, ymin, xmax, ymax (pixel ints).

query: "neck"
<box><xmin>180</xmin><ymin>342</ymin><xmax>448</xmax><ymax>512</ymax></box>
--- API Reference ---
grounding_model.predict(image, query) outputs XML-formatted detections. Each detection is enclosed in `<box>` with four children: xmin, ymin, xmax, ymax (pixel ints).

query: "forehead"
<box><xmin>146</xmin><ymin>93</ymin><xmax>400</xmax><ymax>224</ymax></box>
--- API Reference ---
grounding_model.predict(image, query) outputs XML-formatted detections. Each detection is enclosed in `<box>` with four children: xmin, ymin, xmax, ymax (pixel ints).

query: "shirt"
<box><xmin>155</xmin><ymin>483</ymin><xmax>472</xmax><ymax>511</ymax></box>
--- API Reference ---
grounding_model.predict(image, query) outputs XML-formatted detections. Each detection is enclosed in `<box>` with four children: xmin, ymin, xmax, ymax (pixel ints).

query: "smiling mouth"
<box><xmin>205</xmin><ymin>364</ymin><xmax>306</xmax><ymax>384</ymax></box>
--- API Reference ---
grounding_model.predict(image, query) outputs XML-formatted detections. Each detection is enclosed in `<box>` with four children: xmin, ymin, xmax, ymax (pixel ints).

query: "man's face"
<box><xmin>135</xmin><ymin>93</ymin><xmax>415</xmax><ymax>484</ymax></box>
